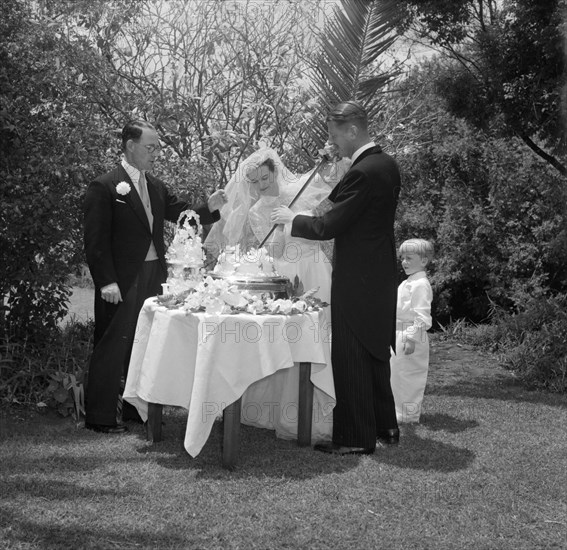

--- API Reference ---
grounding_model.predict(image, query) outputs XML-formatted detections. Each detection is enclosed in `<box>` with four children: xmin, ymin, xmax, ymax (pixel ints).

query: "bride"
<box><xmin>204</xmin><ymin>147</ymin><xmax>350</xmax><ymax>301</ymax></box>
<box><xmin>204</xmin><ymin>146</ymin><xmax>349</xmax><ymax>441</ymax></box>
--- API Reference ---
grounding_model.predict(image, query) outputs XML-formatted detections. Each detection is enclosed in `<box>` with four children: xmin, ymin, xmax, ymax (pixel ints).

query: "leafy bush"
<box><xmin>492</xmin><ymin>294</ymin><xmax>567</xmax><ymax>393</ymax></box>
<box><xmin>449</xmin><ymin>294</ymin><xmax>567</xmax><ymax>393</ymax></box>
<box><xmin>1</xmin><ymin>0</ymin><xmax>318</xmax><ymax>348</ymax></box>
<box><xmin>436</xmin><ymin>318</ymin><xmax>500</xmax><ymax>349</ymax></box>
<box><xmin>0</xmin><ymin>1</ymin><xmax>112</xmax><ymax>345</ymax></box>
<box><xmin>383</xmin><ymin>60</ymin><xmax>566</xmax><ymax>392</ymax></box>
<box><xmin>395</xmin><ymin>108</ymin><xmax>567</xmax><ymax>324</ymax></box>
<box><xmin>0</xmin><ymin>320</ymin><xmax>92</xmax><ymax>417</ymax></box>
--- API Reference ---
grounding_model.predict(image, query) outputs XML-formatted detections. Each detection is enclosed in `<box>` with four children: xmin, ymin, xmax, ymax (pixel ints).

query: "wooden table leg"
<box><xmin>298</xmin><ymin>362</ymin><xmax>313</xmax><ymax>447</ymax></box>
<box><xmin>147</xmin><ymin>403</ymin><xmax>163</xmax><ymax>443</ymax></box>
<box><xmin>222</xmin><ymin>398</ymin><xmax>242</xmax><ymax>469</ymax></box>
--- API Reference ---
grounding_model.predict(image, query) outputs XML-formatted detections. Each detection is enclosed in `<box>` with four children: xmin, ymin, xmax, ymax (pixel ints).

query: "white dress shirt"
<box><xmin>350</xmin><ymin>141</ymin><xmax>376</xmax><ymax>163</ymax></box>
<box><xmin>121</xmin><ymin>158</ymin><xmax>158</xmax><ymax>261</ymax></box>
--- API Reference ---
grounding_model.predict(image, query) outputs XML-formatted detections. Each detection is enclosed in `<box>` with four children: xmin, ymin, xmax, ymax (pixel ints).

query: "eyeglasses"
<box><xmin>144</xmin><ymin>144</ymin><xmax>162</xmax><ymax>154</ymax></box>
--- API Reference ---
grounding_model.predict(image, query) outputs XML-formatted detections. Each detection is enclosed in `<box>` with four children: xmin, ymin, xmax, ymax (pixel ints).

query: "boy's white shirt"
<box><xmin>396</xmin><ymin>270</ymin><xmax>433</xmax><ymax>343</ymax></box>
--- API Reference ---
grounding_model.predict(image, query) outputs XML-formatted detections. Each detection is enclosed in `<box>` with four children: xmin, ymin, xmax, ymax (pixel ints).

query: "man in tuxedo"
<box><xmin>84</xmin><ymin>119</ymin><xmax>227</xmax><ymax>433</ymax></box>
<box><xmin>272</xmin><ymin>101</ymin><xmax>401</xmax><ymax>454</ymax></box>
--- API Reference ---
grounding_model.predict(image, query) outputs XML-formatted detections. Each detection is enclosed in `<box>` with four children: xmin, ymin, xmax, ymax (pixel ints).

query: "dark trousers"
<box><xmin>331</xmin><ymin>311</ymin><xmax>398</xmax><ymax>448</ymax></box>
<box><xmin>85</xmin><ymin>261</ymin><xmax>163</xmax><ymax>426</ymax></box>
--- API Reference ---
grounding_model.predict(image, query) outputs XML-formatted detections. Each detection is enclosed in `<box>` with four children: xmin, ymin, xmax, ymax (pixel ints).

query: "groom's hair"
<box><xmin>327</xmin><ymin>101</ymin><xmax>368</xmax><ymax>130</ymax></box>
<box><xmin>121</xmin><ymin>120</ymin><xmax>156</xmax><ymax>151</ymax></box>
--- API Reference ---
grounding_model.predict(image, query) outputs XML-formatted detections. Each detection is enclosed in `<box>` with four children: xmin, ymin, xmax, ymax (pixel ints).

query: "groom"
<box><xmin>272</xmin><ymin>101</ymin><xmax>401</xmax><ymax>454</ymax></box>
<box><xmin>84</xmin><ymin>119</ymin><xmax>226</xmax><ymax>433</ymax></box>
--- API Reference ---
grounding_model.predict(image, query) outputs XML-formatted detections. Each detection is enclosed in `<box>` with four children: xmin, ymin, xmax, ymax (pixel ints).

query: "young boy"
<box><xmin>390</xmin><ymin>239</ymin><xmax>434</xmax><ymax>423</ymax></box>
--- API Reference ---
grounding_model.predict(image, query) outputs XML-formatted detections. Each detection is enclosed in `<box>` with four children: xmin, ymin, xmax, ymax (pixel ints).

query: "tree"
<box><xmin>397</xmin><ymin>0</ymin><xmax>566</xmax><ymax>176</ymax></box>
<box><xmin>57</xmin><ymin>0</ymin><xmax>325</xmax><ymax>177</ymax></box>
<box><xmin>0</xmin><ymin>0</ymin><xmax>332</xmax><ymax>344</ymax></box>
<box><xmin>389</xmin><ymin>62</ymin><xmax>567</xmax><ymax>322</ymax></box>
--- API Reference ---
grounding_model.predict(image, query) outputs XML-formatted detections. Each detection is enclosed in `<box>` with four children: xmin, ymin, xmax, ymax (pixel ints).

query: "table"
<box><xmin>123</xmin><ymin>298</ymin><xmax>335</xmax><ymax>467</ymax></box>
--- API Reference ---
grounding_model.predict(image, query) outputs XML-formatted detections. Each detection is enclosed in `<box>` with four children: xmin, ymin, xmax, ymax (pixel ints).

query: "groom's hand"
<box><xmin>207</xmin><ymin>189</ymin><xmax>228</xmax><ymax>212</ymax></box>
<box><xmin>101</xmin><ymin>282</ymin><xmax>122</xmax><ymax>304</ymax></box>
<box><xmin>271</xmin><ymin>206</ymin><xmax>294</xmax><ymax>225</ymax></box>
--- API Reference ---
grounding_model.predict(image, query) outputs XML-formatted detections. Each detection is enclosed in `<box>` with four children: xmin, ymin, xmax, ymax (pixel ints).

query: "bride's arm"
<box><xmin>266</xmin><ymin>226</ymin><xmax>286</xmax><ymax>259</ymax></box>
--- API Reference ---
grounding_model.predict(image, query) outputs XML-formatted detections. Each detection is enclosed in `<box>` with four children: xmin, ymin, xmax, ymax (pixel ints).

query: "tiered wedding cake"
<box><xmin>164</xmin><ymin>213</ymin><xmax>288</xmax><ymax>299</ymax></box>
<box><xmin>213</xmin><ymin>245</ymin><xmax>278</xmax><ymax>277</ymax></box>
<box><xmin>165</xmin><ymin>210</ymin><xmax>204</xmax><ymax>292</ymax></box>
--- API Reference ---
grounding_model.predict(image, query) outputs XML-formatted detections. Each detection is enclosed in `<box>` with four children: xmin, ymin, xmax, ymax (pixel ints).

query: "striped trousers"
<box><xmin>331</xmin><ymin>310</ymin><xmax>398</xmax><ymax>448</ymax></box>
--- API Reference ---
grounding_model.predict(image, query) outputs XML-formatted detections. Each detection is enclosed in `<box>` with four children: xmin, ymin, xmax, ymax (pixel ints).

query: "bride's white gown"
<box><xmin>240</xmin><ymin>199</ymin><xmax>335</xmax><ymax>442</ymax></box>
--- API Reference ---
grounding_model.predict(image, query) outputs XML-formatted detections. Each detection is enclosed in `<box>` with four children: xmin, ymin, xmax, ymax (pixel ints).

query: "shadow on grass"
<box><xmin>372</xmin><ymin>424</ymin><xmax>476</xmax><ymax>473</ymax></box>
<box><xmin>427</xmin><ymin>374</ymin><xmax>567</xmax><ymax>409</ymax></box>
<box><xmin>135</xmin><ymin>420</ymin><xmax>357</xmax><ymax>479</ymax></box>
<box><xmin>419</xmin><ymin>412</ymin><xmax>479</xmax><ymax>433</ymax></box>
<box><xmin>2</xmin><ymin>454</ymin><xmax>113</xmax><ymax>476</ymax></box>
<box><xmin>133</xmin><ymin>413</ymin><xmax>475</xmax><ymax>476</ymax></box>
<box><xmin>0</xmin><ymin>505</ymin><xmax>187</xmax><ymax>550</ymax></box>
<box><xmin>0</xmin><ymin>478</ymin><xmax>122</xmax><ymax>500</ymax></box>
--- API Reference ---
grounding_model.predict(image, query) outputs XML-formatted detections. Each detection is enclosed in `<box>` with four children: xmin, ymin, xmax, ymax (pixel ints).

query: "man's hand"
<box><xmin>101</xmin><ymin>282</ymin><xmax>122</xmax><ymax>304</ymax></box>
<box><xmin>403</xmin><ymin>339</ymin><xmax>416</xmax><ymax>355</ymax></box>
<box><xmin>207</xmin><ymin>189</ymin><xmax>228</xmax><ymax>212</ymax></box>
<box><xmin>271</xmin><ymin>206</ymin><xmax>294</xmax><ymax>225</ymax></box>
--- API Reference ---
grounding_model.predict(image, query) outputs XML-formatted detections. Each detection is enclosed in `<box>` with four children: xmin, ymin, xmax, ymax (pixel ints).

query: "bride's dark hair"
<box><xmin>261</xmin><ymin>158</ymin><xmax>275</xmax><ymax>172</ymax></box>
<box><xmin>247</xmin><ymin>157</ymin><xmax>275</xmax><ymax>178</ymax></box>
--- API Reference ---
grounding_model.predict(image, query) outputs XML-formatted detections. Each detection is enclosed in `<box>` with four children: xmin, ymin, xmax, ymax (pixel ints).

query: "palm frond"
<box><xmin>303</xmin><ymin>0</ymin><xmax>403</xmax><ymax>149</ymax></box>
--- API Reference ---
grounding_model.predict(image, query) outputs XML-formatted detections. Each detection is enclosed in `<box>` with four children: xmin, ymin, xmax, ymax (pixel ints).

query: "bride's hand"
<box><xmin>271</xmin><ymin>206</ymin><xmax>294</xmax><ymax>225</ymax></box>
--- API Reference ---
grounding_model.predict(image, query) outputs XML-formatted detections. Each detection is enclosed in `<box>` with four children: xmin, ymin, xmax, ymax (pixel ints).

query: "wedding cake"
<box><xmin>165</xmin><ymin>210</ymin><xmax>204</xmax><ymax>292</ymax></box>
<box><xmin>213</xmin><ymin>245</ymin><xmax>278</xmax><ymax>278</ymax></box>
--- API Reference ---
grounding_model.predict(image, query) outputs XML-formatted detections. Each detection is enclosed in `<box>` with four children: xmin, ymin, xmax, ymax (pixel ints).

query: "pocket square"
<box><xmin>116</xmin><ymin>199</ymin><xmax>127</xmax><ymax>204</ymax></box>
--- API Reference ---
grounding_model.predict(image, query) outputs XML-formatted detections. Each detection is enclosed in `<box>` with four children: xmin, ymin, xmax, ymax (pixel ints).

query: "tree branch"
<box><xmin>520</xmin><ymin>135</ymin><xmax>567</xmax><ymax>177</ymax></box>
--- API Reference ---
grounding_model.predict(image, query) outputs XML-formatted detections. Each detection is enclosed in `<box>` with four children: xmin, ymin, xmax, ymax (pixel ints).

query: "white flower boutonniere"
<box><xmin>116</xmin><ymin>181</ymin><xmax>131</xmax><ymax>196</ymax></box>
<box><xmin>318</xmin><ymin>141</ymin><xmax>340</xmax><ymax>162</ymax></box>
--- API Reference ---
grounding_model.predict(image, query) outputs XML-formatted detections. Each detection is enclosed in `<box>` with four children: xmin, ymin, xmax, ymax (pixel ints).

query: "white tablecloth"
<box><xmin>123</xmin><ymin>298</ymin><xmax>335</xmax><ymax>457</ymax></box>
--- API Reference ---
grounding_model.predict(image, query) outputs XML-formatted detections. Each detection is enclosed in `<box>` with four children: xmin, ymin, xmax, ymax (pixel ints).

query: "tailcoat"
<box><xmin>83</xmin><ymin>164</ymin><xmax>219</xmax><ymax>425</ymax></box>
<box><xmin>84</xmin><ymin>165</ymin><xmax>219</xmax><ymax>343</ymax></box>
<box><xmin>292</xmin><ymin>145</ymin><xmax>401</xmax><ymax>446</ymax></box>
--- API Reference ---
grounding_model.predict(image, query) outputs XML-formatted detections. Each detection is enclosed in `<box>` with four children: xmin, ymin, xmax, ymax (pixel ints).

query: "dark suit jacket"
<box><xmin>292</xmin><ymin>145</ymin><xmax>400</xmax><ymax>361</ymax></box>
<box><xmin>84</xmin><ymin>164</ymin><xmax>219</xmax><ymax>342</ymax></box>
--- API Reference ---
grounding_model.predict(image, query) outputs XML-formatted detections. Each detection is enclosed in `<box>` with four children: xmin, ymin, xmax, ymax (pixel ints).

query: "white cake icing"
<box><xmin>163</xmin><ymin>210</ymin><xmax>206</xmax><ymax>293</ymax></box>
<box><xmin>213</xmin><ymin>245</ymin><xmax>277</xmax><ymax>277</ymax></box>
<box><xmin>165</xmin><ymin>210</ymin><xmax>205</xmax><ymax>270</ymax></box>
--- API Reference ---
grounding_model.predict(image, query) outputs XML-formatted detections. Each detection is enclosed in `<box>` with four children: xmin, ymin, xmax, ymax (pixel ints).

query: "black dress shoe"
<box><xmin>376</xmin><ymin>428</ymin><xmax>400</xmax><ymax>445</ymax></box>
<box><xmin>314</xmin><ymin>442</ymin><xmax>375</xmax><ymax>455</ymax></box>
<box><xmin>85</xmin><ymin>423</ymin><xmax>129</xmax><ymax>434</ymax></box>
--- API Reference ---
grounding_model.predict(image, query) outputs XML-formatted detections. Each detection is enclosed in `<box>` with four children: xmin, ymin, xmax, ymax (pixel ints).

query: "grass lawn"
<box><xmin>1</xmin><ymin>338</ymin><xmax>566</xmax><ymax>549</ymax></box>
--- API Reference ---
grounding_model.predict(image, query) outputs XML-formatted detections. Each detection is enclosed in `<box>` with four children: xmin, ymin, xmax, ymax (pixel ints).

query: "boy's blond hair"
<box><xmin>399</xmin><ymin>239</ymin><xmax>435</xmax><ymax>261</ymax></box>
